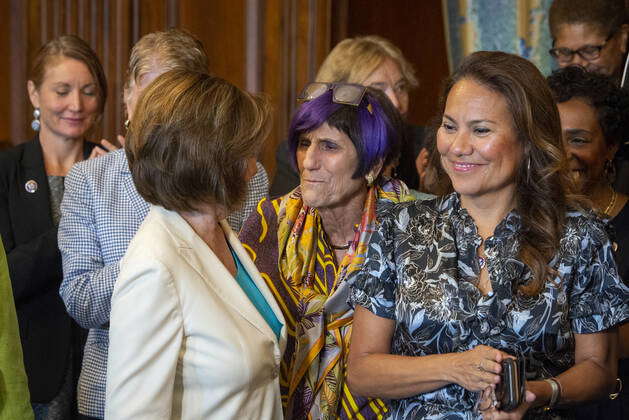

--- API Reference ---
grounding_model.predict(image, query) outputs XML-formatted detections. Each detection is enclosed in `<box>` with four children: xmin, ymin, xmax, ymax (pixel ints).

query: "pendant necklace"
<box><xmin>603</xmin><ymin>188</ymin><xmax>617</xmax><ymax>216</ymax></box>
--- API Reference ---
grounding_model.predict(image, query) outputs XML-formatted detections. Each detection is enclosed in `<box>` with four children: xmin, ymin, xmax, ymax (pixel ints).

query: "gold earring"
<box><xmin>366</xmin><ymin>173</ymin><xmax>374</xmax><ymax>186</ymax></box>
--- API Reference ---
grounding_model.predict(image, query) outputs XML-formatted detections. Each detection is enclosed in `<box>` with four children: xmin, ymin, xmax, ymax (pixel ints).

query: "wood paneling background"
<box><xmin>0</xmin><ymin>0</ymin><xmax>449</xmax><ymax>177</ymax></box>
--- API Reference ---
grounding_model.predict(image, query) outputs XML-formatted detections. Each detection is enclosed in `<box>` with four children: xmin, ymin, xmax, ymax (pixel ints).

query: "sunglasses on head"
<box><xmin>297</xmin><ymin>82</ymin><xmax>367</xmax><ymax>106</ymax></box>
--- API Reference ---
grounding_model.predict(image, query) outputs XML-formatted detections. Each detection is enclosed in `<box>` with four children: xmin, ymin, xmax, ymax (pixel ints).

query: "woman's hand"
<box><xmin>88</xmin><ymin>135</ymin><xmax>125</xmax><ymax>160</ymax></box>
<box><xmin>481</xmin><ymin>389</ymin><xmax>536</xmax><ymax>420</ymax></box>
<box><xmin>415</xmin><ymin>147</ymin><xmax>429</xmax><ymax>189</ymax></box>
<box><xmin>449</xmin><ymin>345</ymin><xmax>508</xmax><ymax>392</ymax></box>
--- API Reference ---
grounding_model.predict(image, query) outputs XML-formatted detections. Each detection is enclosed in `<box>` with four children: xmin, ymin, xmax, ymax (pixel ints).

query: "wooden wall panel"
<box><xmin>338</xmin><ymin>0</ymin><xmax>450</xmax><ymax>127</ymax></box>
<box><xmin>0</xmin><ymin>0</ymin><xmax>10</xmax><ymax>148</ymax></box>
<box><xmin>179</xmin><ymin>1</ymin><xmax>246</xmax><ymax>89</ymax></box>
<box><xmin>0</xmin><ymin>0</ymin><xmax>448</xmax><ymax>177</ymax></box>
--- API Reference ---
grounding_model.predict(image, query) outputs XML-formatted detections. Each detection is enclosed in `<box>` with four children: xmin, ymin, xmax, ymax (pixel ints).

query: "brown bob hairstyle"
<box><xmin>30</xmin><ymin>35</ymin><xmax>107</xmax><ymax>115</ymax></box>
<box><xmin>425</xmin><ymin>51</ymin><xmax>578</xmax><ymax>296</ymax></box>
<box><xmin>126</xmin><ymin>70</ymin><xmax>270</xmax><ymax>213</ymax></box>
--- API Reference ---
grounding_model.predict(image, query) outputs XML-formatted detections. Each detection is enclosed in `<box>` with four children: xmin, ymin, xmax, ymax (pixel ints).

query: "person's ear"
<box><xmin>365</xmin><ymin>159</ymin><xmax>384</xmax><ymax>186</ymax></box>
<box><xmin>27</xmin><ymin>80</ymin><xmax>40</xmax><ymax>109</ymax></box>
<box><xmin>608</xmin><ymin>142</ymin><xmax>620</xmax><ymax>161</ymax></box>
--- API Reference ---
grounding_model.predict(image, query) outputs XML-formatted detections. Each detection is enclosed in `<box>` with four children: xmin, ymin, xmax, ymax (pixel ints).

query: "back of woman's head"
<box><xmin>126</xmin><ymin>70</ymin><xmax>270</xmax><ymax>213</ymax></box>
<box><xmin>428</xmin><ymin>51</ymin><xmax>574</xmax><ymax>296</ymax></box>
<box><xmin>549</xmin><ymin>0</ymin><xmax>627</xmax><ymax>38</ymax></box>
<box><xmin>548</xmin><ymin>65</ymin><xmax>629</xmax><ymax>154</ymax></box>
<box><xmin>315</xmin><ymin>35</ymin><xmax>417</xmax><ymax>89</ymax></box>
<box><xmin>287</xmin><ymin>86</ymin><xmax>404</xmax><ymax>180</ymax></box>
<box><xmin>126</xmin><ymin>29</ymin><xmax>208</xmax><ymax>90</ymax></box>
<box><xmin>30</xmin><ymin>35</ymin><xmax>107</xmax><ymax>114</ymax></box>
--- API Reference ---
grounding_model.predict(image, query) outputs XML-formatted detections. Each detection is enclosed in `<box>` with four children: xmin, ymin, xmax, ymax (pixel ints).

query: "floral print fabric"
<box><xmin>349</xmin><ymin>193</ymin><xmax>629</xmax><ymax>420</ymax></box>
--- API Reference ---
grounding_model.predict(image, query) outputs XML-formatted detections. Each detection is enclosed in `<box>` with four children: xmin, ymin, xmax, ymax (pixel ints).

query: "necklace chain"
<box><xmin>603</xmin><ymin>188</ymin><xmax>617</xmax><ymax>216</ymax></box>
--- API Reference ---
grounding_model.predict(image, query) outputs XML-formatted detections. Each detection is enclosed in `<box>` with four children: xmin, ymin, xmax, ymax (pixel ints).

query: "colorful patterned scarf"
<box><xmin>276</xmin><ymin>178</ymin><xmax>412</xmax><ymax>419</ymax></box>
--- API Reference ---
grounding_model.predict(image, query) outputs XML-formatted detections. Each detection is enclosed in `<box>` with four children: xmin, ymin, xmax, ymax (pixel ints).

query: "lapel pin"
<box><xmin>25</xmin><ymin>180</ymin><xmax>38</xmax><ymax>193</ymax></box>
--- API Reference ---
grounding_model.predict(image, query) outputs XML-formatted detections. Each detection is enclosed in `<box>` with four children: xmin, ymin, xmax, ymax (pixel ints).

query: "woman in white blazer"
<box><xmin>105</xmin><ymin>69</ymin><xmax>285</xmax><ymax>420</ymax></box>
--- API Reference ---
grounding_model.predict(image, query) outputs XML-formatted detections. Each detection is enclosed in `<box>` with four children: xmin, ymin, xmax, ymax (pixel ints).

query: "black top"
<box><xmin>612</xmin><ymin>201</ymin><xmax>629</xmax><ymax>284</ymax></box>
<box><xmin>269</xmin><ymin>123</ymin><xmax>425</xmax><ymax>198</ymax></box>
<box><xmin>0</xmin><ymin>137</ymin><xmax>96</xmax><ymax>402</ymax></box>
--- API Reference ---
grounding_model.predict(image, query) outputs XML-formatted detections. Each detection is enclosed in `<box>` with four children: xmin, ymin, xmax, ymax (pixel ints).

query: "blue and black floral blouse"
<box><xmin>349</xmin><ymin>193</ymin><xmax>629</xmax><ymax>420</ymax></box>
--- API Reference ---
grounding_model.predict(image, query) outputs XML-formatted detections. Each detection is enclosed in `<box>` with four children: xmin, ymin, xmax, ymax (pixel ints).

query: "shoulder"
<box><xmin>239</xmin><ymin>196</ymin><xmax>281</xmax><ymax>250</ymax></box>
<box><xmin>376</xmin><ymin>194</ymin><xmax>448</xmax><ymax>230</ymax></box>
<box><xmin>123</xmin><ymin>208</ymin><xmax>179</xmax><ymax>264</ymax></box>
<box><xmin>68</xmin><ymin>149</ymin><xmax>126</xmax><ymax>181</ymax></box>
<box><xmin>561</xmin><ymin>209</ymin><xmax>613</xmax><ymax>257</ymax></box>
<box><xmin>0</xmin><ymin>141</ymin><xmax>32</xmax><ymax>173</ymax></box>
<box><xmin>65</xmin><ymin>149</ymin><xmax>127</xmax><ymax>197</ymax></box>
<box><xmin>564</xmin><ymin>209</ymin><xmax>609</xmax><ymax>241</ymax></box>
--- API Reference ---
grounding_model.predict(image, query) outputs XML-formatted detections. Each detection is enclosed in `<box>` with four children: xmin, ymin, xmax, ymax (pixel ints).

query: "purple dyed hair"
<box><xmin>287</xmin><ymin>88</ymin><xmax>402</xmax><ymax>178</ymax></box>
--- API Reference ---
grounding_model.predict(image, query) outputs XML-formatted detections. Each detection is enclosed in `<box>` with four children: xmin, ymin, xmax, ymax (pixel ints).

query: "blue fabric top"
<box><xmin>230</xmin><ymin>247</ymin><xmax>283</xmax><ymax>341</ymax></box>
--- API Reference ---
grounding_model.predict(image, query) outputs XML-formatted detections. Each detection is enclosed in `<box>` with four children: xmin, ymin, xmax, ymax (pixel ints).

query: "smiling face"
<box><xmin>296</xmin><ymin>123</ymin><xmax>367</xmax><ymax>210</ymax></box>
<box><xmin>553</xmin><ymin>23</ymin><xmax>628</xmax><ymax>77</ymax></box>
<box><xmin>437</xmin><ymin>79</ymin><xmax>523</xmax><ymax>205</ymax></box>
<box><xmin>558</xmin><ymin>97</ymin><xmax>614</xmax><ymax>193</ymax></box>
<box><xmin>28</xmin><ymin>57</ymin><xmax>100</xmax><ymax>142</ymax></box>
<box><xmin>362</xmin><ymin>58</ymin><xmax>409</xmax><ymax>117</ymax></box>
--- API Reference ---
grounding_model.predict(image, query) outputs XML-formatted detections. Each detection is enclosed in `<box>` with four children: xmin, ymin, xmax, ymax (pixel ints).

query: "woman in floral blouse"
<box><xmin>347</xmin><ymin>51</ymin><xmax>629</xmax><ymax>420</ymax></box>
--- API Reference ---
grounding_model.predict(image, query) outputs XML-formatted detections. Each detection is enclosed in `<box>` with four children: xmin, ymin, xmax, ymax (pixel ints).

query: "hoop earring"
<box><xmin>604</xmin><ymin>159</ymin><xmax>617</xmax><ymax>183</ymax></box>
<box><xmin>124</xmin><ymin>119</ymin><xmax>130</xmax><ymax>130</ymax></box>
<box><xmin>31</xmin><ymin>108</ymin><xmax>40</xmax><ymax>132</ymax></box>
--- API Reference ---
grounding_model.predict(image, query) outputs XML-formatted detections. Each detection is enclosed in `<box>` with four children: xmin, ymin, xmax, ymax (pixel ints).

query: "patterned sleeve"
<box><xmin>569</xmin><ymin>216</ymin><xmax>629</xmax><ymax>334</ymax></box>
<box><xmin>348</xmin><ymin>203</ymin><xmax>399</xmax><ymax>320</ymax></box>
<box><xmin>228</xmin><ymin>162</ymin><xmax>269</xmax><ymax>233</ymax></box>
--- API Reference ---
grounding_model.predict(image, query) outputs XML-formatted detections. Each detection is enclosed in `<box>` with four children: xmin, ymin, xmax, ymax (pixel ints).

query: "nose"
<box><xmin>68</xmin><ymin>90</ymin><xmax>83</xmax><ymax>112</ymax></box>
<box><xmin>450</xmin><ymin>130</ymin><xmax>473</xmax><ymax>156</ymax></box>
<box><xmin>385</xmin><ymin>89</ymin><xmax>401</xmax><ymax>112</ymax></box>
<box><xmin>567</xmin><ymin>54</ymin><xmax>589</xmax><ymax>69</ymax></box>
<box><xmin>299</xmin><ymin>144</ymin><xmax>320</xmax><ymax>171</ymax></box>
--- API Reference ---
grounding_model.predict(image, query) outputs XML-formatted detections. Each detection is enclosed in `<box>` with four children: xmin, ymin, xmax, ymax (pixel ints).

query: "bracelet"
<box><xmin>543</xmin><ymin>378</ymin><xmax>561</xmax><ymax>410</ymax></box>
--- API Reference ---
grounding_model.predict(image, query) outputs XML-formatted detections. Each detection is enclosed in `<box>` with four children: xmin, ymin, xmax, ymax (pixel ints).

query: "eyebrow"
<box><xmin>443</xmin><ymin>114</ymin><xmax>497</xmax><ymax>124</ymax></box>
<box><xmin>52</xmin><ymin>81</ymin><xmax>96</xmax><ymax>87</ymax></box>
<box><xmin>565</xmin><ymin>128</ymin><xmax>592</xmax><ymax>136</ymax></box>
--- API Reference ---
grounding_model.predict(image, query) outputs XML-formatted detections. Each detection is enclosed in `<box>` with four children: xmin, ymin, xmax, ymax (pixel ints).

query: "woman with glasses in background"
<box><xmin>239</xmin><ymin>83</ymin><xmax>413</xmax><ymax>419</ymax></box>
<box><xmin>549</xmin><ymin>0</ymin><xmax>629</xmax><ymax>195</ymax></box>
<box><xmin>549</xmin><ymin>0</ymin><xmax>628</xmax><ymax>81</ymax></box>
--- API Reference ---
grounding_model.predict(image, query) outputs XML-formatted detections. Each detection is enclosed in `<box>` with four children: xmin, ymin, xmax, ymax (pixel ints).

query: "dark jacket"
<box><xmin>0</xmin><ymin>137</ymin><xmax>94</xmax><ymax>402</ymax></box>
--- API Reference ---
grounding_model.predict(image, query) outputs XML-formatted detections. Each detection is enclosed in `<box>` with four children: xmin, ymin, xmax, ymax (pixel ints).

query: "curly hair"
<box><xmin>547</xmin><ymin>66</ymin><xmax>629</xmax><ymax>157</ymax></box>
<box><xmin>425</xmin><ymin>51</ymin><xmax>579</xmax><ymax>296</ymax></box>
<box><xmin>549</xmin><ymin>0</ymin><xmax>628</xmax><ymax>38</ymax></box>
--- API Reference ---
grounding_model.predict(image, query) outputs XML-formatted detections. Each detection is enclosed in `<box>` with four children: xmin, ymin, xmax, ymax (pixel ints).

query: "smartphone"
<box><xmin>495</xmin><ymin>357</ymin><xmax>526</xmax><ymax>411</ymax></box>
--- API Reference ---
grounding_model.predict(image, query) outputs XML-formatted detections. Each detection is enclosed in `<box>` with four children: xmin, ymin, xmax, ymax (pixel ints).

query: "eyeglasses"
<box><xmin>549</xmin><ymin>32</ymin><xmax>615</xmax><ymax>63</ymax></box>
<box><xmin>297</xmin><ymin>82</ymin><xmax>367</xmax><ymax>106</ymax></box>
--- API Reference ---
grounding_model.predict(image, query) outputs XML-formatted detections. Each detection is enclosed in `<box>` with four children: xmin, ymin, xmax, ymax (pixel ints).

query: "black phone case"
<box><xmin>495</xmin><ymin>357</ymin><xmax>526</xmax><ymax>411</ymax></box>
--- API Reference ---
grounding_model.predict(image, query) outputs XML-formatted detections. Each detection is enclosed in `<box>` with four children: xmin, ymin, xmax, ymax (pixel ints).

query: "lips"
<box><xmin>62</xmin><ymin>117</ymin><xmax>85</xmax><ymax>123</ymax></box>
<box><xmin>451</xmin><ymin>161</ymin><xmax>483</xmax><ymax>172</ymax></box>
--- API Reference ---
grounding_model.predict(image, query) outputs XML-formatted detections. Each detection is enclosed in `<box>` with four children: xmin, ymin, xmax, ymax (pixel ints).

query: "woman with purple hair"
<box><xmin>239</xmin><ymin>84</ymin><xmax>413</xmax><ymax>419</ymax></box>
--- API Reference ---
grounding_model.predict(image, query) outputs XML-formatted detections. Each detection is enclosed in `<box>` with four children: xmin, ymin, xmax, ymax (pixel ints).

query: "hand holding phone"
<box><xmin>495</xmin><ymin>357</ymin><xmax>526</xmax><ymax>411</ymax></box>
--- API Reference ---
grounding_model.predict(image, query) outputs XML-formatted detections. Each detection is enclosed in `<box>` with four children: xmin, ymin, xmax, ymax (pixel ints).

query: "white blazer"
<box><xmin>105</xmin><ymin>205</ymin><xmax>286</xmax><ymax>419</ymax></box>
